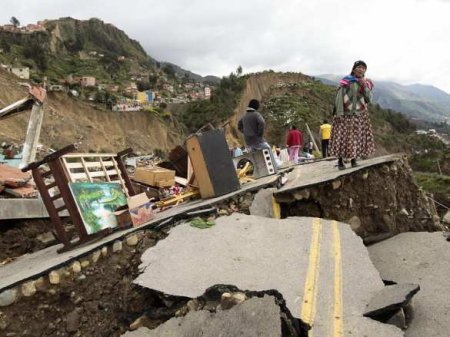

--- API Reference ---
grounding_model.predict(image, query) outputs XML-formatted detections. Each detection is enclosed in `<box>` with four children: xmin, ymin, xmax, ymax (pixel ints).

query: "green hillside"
<box><xmin>0</xmin><ymin>17</ymin><xmax>157</xmax><ymax>84</ymax></box>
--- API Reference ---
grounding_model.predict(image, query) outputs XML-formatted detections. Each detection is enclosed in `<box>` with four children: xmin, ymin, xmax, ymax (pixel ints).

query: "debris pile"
<box><xmin>0</xmin><ymin>164</ymin><xmax>37</xmax><ymax>198</ymax></box>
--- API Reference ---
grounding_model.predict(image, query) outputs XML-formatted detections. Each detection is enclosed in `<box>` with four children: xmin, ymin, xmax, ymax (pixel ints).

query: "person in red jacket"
<box><xmin>286</xmin><ymin>125</ymin><xmax>303</xmax><ymax>164</ymax></box>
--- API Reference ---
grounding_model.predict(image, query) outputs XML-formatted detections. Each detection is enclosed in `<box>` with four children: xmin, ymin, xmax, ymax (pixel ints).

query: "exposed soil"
<box><xmin>0</xmin><ymin>224</ymin><xmax>308</xmax><ymax>337</ymax></box>
<box><xmin>0</xmin><ymin>68</ymin><xmax>183</xmax><ymax>155</ymax></box>
<box><xmin>0</xmin><ymin>230</ymin><xmax>169</xmax><ymax>337</ymax></box>
<box><xmin>279</xmin><ymin>160</ymin><xmax>443</xmax><ymax>238</ymax></box>
<box><xmin>0</xmin><ymin>219</ymin><xmax>54</xmax><ymax>262</ymax></box>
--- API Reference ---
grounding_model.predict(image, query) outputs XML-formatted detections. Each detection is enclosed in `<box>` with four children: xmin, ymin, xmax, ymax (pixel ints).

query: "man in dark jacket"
<box><xmin>238</xmin><ymin>99</ymin><xmax>278</xmax><ymax>171</ymax></box>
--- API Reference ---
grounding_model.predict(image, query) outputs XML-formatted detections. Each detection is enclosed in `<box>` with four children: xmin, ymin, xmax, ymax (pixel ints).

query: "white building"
<box><xmin>8</xmin><ymin>67</ymin><xmax>30</xmax><ymax>80</ymax></box>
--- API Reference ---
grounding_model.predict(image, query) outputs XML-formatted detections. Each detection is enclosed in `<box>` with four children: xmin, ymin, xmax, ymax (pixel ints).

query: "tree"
<box><xmin>10</xmin><ymin>16</ymin><xmax>20</xmax><ymax>28</ymax></box>
<box><xmin>148</xmin><ymin>74</ymin><xmax>158</xmax><ymax>89</ymax></box>
<box><xmin>137</xmin><ymin>81</ymin><xmax>151</xmax><ymax>92</ymax></box>
<box><xmin>236</xmin><ymin>65</ymin><xmax>243</xmax><ymax>77</ymax></box>
<box><xmin>162</xmin><ymin>64</ymin><xmax>176</xmax><ymax>78</ymax></box>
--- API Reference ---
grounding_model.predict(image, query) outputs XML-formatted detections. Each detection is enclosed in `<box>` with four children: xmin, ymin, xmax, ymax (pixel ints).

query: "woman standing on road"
<box><xmin>329</xmin><ymin>60</ymin><xmax>375</xmax><ymax>170</ymax></box>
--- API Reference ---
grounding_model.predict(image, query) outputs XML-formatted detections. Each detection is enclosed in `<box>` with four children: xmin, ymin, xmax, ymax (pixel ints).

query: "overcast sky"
<box><xmin>1</xmin><ymin>0</ymin><xmax>450</xmax><ymax>92</ymax></box>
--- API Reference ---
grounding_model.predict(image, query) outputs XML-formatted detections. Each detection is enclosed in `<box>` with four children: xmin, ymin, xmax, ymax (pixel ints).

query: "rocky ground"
<box><xmin>0</xmin><ymin>219</ymin><xmax>54</xmax><ymax>262</ymax></box>
<box><xmin>0</xmin><ymin>230</ymin><xmax>167</xmax><ymax>337</ymax></box>
<box><xmin>279</xmin><ymin>159</ymin><xmax>443</xmax><ymax>239</ymax></box>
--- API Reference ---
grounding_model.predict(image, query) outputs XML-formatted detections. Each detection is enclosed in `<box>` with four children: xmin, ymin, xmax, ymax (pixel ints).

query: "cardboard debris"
<box><xmin>115</xmin><ymin>193</ymin><xmax>155</xmax><ymax>228</ymax></box>
<box><xmin>114</xmin><ymin>205</ymin><xmax>133</xmax><ymax>228</ymax></box>
<box><xmin>132</xmin><ymin>167</ymin><xmax>175</xmax><ymax>188</ymax></box>
<box><xmin>128</xmin><ymin>193</ymin><xmax>155</xmax><ymax>226</ymax></box>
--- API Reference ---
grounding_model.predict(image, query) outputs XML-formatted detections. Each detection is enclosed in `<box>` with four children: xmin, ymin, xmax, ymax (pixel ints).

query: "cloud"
<box><xmin>1</xmin><ymin>0</ymin><xmax>450</xmax><ymax>92</ymax></box>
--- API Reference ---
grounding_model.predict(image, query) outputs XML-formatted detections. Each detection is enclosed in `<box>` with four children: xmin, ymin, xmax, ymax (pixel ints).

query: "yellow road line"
<box><xmin>332</xmin><ymin>220</ymin><xmax>343</xmax><ymax>337</ymax></box>
<box><xmin>272</xmin><ymin>196</ymin><xmax>280</xmax><ymax>219</ymax></box>
<box><xmin>301</xmin><ymin>218</ymin><xmax>322</xmax><ymax>334</ymax></box>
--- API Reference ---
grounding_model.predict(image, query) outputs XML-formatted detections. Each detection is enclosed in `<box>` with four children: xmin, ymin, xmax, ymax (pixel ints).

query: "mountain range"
<box><xmin>317</xmin><ymin>75</ymin><xmax>450</xmax><ymax>123</ymax></box>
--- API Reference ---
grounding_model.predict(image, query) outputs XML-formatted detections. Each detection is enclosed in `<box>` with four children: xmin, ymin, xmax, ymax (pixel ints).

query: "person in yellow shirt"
<box><xmin>320</xmin><ymin>120</ymin><xmax>332</xmax><ymax>158</ymax></box>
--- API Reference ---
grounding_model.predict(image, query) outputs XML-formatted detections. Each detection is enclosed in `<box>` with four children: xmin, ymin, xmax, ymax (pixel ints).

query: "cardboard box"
<box><xmin>128</xmin><ymin>192</ymin><xmax>155</xmax><ymax>227</ymax></box>
<box><xmin>133</xmin><ymin>167</ymin><xmax>175</xmax><ymax>188</ymax></box>
<box><xmin>114</xmin><ymin>193</ymin><xmax>155</xmax><ymax>228</ymax></box>
<box><xmin>114</xmin><ymin>205</ymin><xmax>132</xmax><ymax>228</ymax></box>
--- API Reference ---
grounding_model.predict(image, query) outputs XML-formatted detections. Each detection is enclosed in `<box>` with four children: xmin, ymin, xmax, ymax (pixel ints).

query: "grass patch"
<box><xmin>413</xmin><ymin>172</ymin><xmax>450</xmax><ymax>196</ymax></box>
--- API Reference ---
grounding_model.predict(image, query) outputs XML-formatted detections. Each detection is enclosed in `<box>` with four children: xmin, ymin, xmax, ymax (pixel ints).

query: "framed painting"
<box><xmin>69</xmin><ymin>182</ymin><xmax>127</xmax><ymax>235</ymax></box>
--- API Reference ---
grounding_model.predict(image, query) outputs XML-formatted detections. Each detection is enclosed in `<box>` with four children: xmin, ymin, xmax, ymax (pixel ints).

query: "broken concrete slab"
<box><xmin>249</xmin><ymin>187</ymin><xmax>277</xmax><ymax>218</ymax></box>
<box><xmin>0</xmin><ymin>175</ymin><xmax>280</xmax><ymax>291</ymax></box>
<box><xmin>4</xmin><ymin>184</ymin><xmax>37</xmax><ymax>198</ymax></box>
<box><xmin>364</xmin><ymin>283</ymin><xmax>420</xmax><ymax>321</ymax></box>
<box><xmin>344</xmin><ymin>316</ymin><xmax>403</xmax><ymax>337</ymax></box>
<box><xmin>368</xmin><ymin>232</ymin><xmax>450</xmax><ymax>337</ymax></box>
<box><xmin>0</xmin><ymin>198</ymin><xmax>54</xmax><ymax>219</ymax></box>
<box><xmin>36</xmin><ymin>232</ymin><xmax>57</xmax><ymax>246</ymax></box>
<box><xmin>134</xmin><ymin>214</ymin><xmax>401</xmax><ymax>336</ymax></box>
<box><xmin>442</xmin><ymin>210</ymin><xmax>450</xmax><ymax>224</ymax></box>
<box><xmin>275</xmin><ymin>155</ymin><xmax>399</xmax><ymax>196</ymax></box>
<box><xmin>121</xmin><ymin>296</ymin><xmax>294</xmax><ymax>337</ymax></box>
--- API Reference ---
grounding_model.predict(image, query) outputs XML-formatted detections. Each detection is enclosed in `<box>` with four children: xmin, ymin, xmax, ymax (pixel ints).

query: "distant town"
<box><xmin>0</xmin><ymin>20</ymin><xmax>214</xmax><ymax>112</ymax></box>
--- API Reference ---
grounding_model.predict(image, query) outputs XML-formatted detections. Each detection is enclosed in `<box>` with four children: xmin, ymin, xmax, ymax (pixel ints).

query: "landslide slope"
<box><xmin>0</xmin><ymin>68</ymin><xmax>183</xmax><ymax>153</ymax></box>
<box><xmin>226</xmin><ymin>71</ymin><xmax>424</xmax><ymax>156</ymax></box>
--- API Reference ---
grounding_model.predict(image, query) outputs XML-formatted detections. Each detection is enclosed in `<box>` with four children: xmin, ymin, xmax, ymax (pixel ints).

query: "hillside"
<box><xmin>317</xmin><ymin>75</ymin><xmax>450</xmax><ymax>122</ymax></box>
<box><xmin>0</xmin><ymin>68</ymin><xmax>183</xmax><ymax>154</ymax></box>
<box><xmin>223</xmin><ymin>71</ymin><xmax>425</xmax><ymax>157</ymax></box>
<box><xmin>0</xmin><ymin>17</ymin><xmax>158</xmax><ymax>84</ymax></box>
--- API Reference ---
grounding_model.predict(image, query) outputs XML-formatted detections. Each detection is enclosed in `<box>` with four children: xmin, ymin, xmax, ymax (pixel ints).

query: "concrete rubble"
<box><xmin>364</xmin><ymin>283</ymin><xmax>420</xmax><ymax>328</ymax></box>
<box><xmin>122</xmin><ymin>295</ymin><xmax>304</xmax><ymax>337</ymax></box>
<box><xmin>249</xmin><ymin>187</ymin><xmax>277</xmax><ymax>218</ymax></box>
<box><xmin>368</xmin><ymin>232</ymin><xmax>450</xmax><ymax>337</ymax></box>
<box><xmin>133</xmin><ymin>214</ymin><xmax>405</xmax><ymax>336</ymax></box>
<box><xmin>0</xmin><ymin>164</ymin><xmax>36</xmax><ymax>198</ymax></box>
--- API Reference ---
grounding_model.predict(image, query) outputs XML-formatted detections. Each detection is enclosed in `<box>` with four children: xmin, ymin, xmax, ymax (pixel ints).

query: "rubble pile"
<box><xmin>0</xmin><ymin>164</ymin><xmax>37</xmax><ymax>198</ymax></box>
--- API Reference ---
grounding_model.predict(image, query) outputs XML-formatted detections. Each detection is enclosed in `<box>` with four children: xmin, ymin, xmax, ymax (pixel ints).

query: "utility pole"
<box><xmin>437</xmin><ymin>160</ymin><xmax>443</xmax><ymax>175</ymax></box>
<box><xmin>20</xmin><ymin>86</ymin><xmax>46</xmax><ymax>168</ymax></box>
<box><xmin>305</xmin><ymin>123</ymin><xmax>321</xmax><ymax>155</ymax></box>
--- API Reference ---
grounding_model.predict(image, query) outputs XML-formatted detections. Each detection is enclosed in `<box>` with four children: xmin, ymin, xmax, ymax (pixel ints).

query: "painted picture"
<box><xmin>69</xmin><ymin>182</ymin><xmax>127</xmax><ymax>235</ymax></box>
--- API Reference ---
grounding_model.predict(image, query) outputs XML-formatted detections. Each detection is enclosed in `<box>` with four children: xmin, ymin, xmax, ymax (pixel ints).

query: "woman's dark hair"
<box><xmin>351</xmin><ymin>60</ymin><xmax>367</xmax><ymax>75</ymax></box>
<box><xmin>248</xmin><ymin>99</ymin><xmax>260</xmax><ymax>110</ymax></box>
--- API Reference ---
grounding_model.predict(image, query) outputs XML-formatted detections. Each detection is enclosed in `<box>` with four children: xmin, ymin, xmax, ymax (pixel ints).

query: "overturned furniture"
<box><xmin>233</xmin><ymin>149</ymin><xmax>276</xmax><ymax>179</ymax></box>
<box><xmin>22</xmin><ymin>144</ymin><xmax>135</xmax><ymax>252</ymax></box>
<box><xmin>186</xmin><ymin>129</ymin><xmax>240</xmax><ymax>199</ymax></box>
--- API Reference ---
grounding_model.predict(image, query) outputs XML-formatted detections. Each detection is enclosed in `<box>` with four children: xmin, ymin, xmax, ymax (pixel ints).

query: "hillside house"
<box><xmin>124</xmin><ymin>82</ymin><xmax>138</xmax><ymax>95</ymax></box>
<box><xmin>80</xmin><ymin>76</ymin><xmax>96</xmax><ymax>87</ymax></box>
<box><xmin>24</xmin><ymin>24</ymin><xmax>45</xmax><ymax>33</ymax></box>
<box><xmin>49</xmin><ymin>85</ymin><xmax>65</xmax><ymax>92</ymax></box>
<box><xmin>162</xmin><ymin>84</ymin><xmax>174</xmax><ymax>93</ymax></box>
<box><xmin>7</xmin><ymin>67</ymin><xmax>30</xmax><ymax>80</ymax></box>
<box><xmin>112</xmin><ymin>98</ymin><xmax>142</xmax><ymax>112</ymax></box>
<box><xmin>1</xmin><ymin>24</ymin><xmax>17</xmax><ymax>32</ymax></box>
<box><xmin>204</xmin><ymin>87</ymin><xmax>211</xmax><ymax>98</ymax></box>
<box><xmin>107</xmin><ymin>84</ymin><xmax>119</xmax><ymax>92</ymax></box>
<box><xmin>136</xmin><ymin>91</ymin><xmax>148</xmax><ymax>103</ymax></box>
